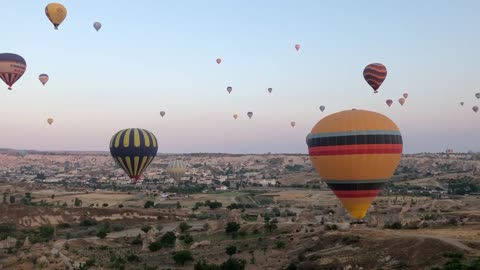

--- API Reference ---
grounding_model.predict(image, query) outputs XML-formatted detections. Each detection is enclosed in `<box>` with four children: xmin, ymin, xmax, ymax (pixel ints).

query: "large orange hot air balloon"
<box><xmin>306</xmin><ymin>109</ymin><xmax>403</xmax><ymax>220</ymax></box>
<box><xmin>363</xmin><ymin>63</ymin><xmax>387</xmax><ymax>93</ymax></box>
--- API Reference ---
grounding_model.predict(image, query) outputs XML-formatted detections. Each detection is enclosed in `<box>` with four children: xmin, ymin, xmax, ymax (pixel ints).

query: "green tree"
<box><xmin>173</xmin><ymin>250</ymin><xmax>194</xmax><ymax>265</ymax></box>
<box><xmin>160</xmin><ymin>231</ymin><xmax>176</xmax><ymax>247</ymax></box>
<box><xmin>144</xmin><ymin>200</ymin><xmax>155</xmax><ymax>208</ymax></box>
<box><xmin>97</xmin><ymin>229</ymin><xmax>107</xmax><ymax>239</ymax></box>
<box><xmin>226</xmin><ymin>245</ymin><xmax>237</xmax><ymax>257</ymax></box>
<box><xmin>74</xmin><ymin>198</ymin><xmax>82</xmax><ymax>207</ymax></box>
<box><xmin>221</xmin><ymin>258</ymin><xmax>246</xmax><ymax>270</ymax></box>
<box><xmin>179</xmin><ymin>222</ymin><xmax>192</xmax><ymax>233</ymax></box>
<box><xmin>141</xmin><ymin>225</ymin><xmax>152</xmax><ymax>234</ymax></box>
<box><xmin>264</xmin><ymin>217</ymin><xmax>278</xmax><ymax>233</ymax></box>
<box><xmin>225</xmin><ymin>222</ymin><xmax>240</xmax><ymax>234</ymax></box>
<box><xmin>176</xmin><ymin>201</ymin><xmax>182</xmax><ymax>209</ymax></box>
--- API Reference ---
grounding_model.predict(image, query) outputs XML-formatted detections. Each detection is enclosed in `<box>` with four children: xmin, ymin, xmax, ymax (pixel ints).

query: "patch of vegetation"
<box><xmin>173</xmin><ymin>250</ymin><xmax>194</xmax><ymax>265</ymax></box>
<box><xmin>195</xmin><ymin>258</ymin><xmax>246</xmax><ymax>270</ymax></box>
<box><xmin>341</xmin><ymin>235</ymin><xmax>360</xmax><ymax>245</ymax></box>
<box><xmin>431</xmin><ymin>253</ymin><xmax>480</xmax><ymax>270</ymax></box>
<box><xmin>79</xmin><ymin>219</ymin><xmax>98</xmax><ymax>227</ymax></box>
<box><xmin>384</xmin><ymin>222</ymin><xmax>402</xmax><ymax>230</ymax></box>
<box><xmin>179</xmin><ymin>222</ymin><xmax>192</xmax><ymax>233</ymax></box>
<box><xmin>144</xmin><ymin>200</ymin><xmax>155</xmax><ymax>208</ymax></box>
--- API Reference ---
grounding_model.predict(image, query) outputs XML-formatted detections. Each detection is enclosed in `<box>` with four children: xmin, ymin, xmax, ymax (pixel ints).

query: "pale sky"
<box><xmin>1</xmin><ymin>0</ymin><xmax>480</xmax><ymax>154</ymax></box>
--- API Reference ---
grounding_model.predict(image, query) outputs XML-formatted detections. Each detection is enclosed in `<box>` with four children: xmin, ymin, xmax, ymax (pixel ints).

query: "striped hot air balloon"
<box><xmin>306</xmin><ymin>109</ymin><xmax>403</xmax><ymax>220</ymax></box>
<box><xmin>363</xmin><ymin>63</ymin><xmax>387</xmax><ymax>93</ymax></box>
<box><xmin>0</xmin><ymin>53</ymin><xmax>27</xmax><ymax>90</ymax></box>
<box><xmin>39</xmin><ymin>74</ymin><xmax>49</xmax><ymax>85</ymax></box>
<box><xmin>109</xmin><ymin>128</ymin><xmax>158</xmax><ymax>183</ymax></box>
<box><xmin>167</xmin><ymin>160</ymin><xmax>187</xmax><ymax>181</ymax></box>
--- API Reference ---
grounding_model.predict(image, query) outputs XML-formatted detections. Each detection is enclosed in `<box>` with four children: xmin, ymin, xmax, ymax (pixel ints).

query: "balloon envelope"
<box><xmin>216</xmin><ymin>58</ymin><xmax>221</xmax><ymax>64</ymax></box>
<box><xmin>473</xmin><ymin>106</ymin><xmax>479</xmax><ymax>113</ymax></box>
<box><xmin>403</xmin><ymin>93</ymin><xmax>408</xmax><ymax>99</ymax></box>
<box><xmin>39</xmin><ymin>74</ymin><xmax>49</xmax><ymax>85</ymax></box>
<box><xmin>160</xmin><ymin>111</ymin><xmax>165</xmax><ymax>117</ymax></box>
<box><xmin>460</xmin><ymin>102</ymin><xmax>464</xmax><ymax>106</ymax></box>
<box><xmin>386</xmin><ymin>99</ymin><xmax>393</xmax><ymax>107</ymax></box>
<box><xmin>290</xmin><ymin>121</ymin><xmax>296</xmax><ymax>127</ymax></box>
<box><xmin>0</xmin><ymin>53</ymin><xmax>27</xmax><ymax>90</ymax></box>
<box><xmin>268</xmin><ymin>88</ymin><xmax>272</xmax><ymax>93</ymax></box>
<box><xmin>398</xmin><ymin>98</ymin><xmax>405</xmax><ymax>106</ymax></box>
<box><xmin>295</xmin><ymin>44</ymin><xmax>301</xmax><ymax>51</ymax></box>
<box><xmin>363</xmin><ymin>63</ymin><xmax>387</xmax><ymax>93</ymax></box>
<box><xmin>247</xmin><ymin>112</ymin><xmax>253</xmax><ymax>119</ymax></box>
<box><xmin>45</xmin><ymin>3</ymin><xmax>67</xmax><ymax>29</ymax></box>
<box><xmin>227</xmin><ymin>86</ymin><xmax>232</xmax><ymax>93</ymax></box>
<box><xmin>476</xmin><ymin>93</ymin><xmax>480</xmax><ymax>99</ymax></box>
<box><xmin>93</xmin><ymin>22</ymin><xmax>102</xmax><ymax>31</ymax></box>
<box><xmin>167</xmin><ymin>160</ymin><xmax>187</xmax><ymax>181</ymax></box>
<box><xmin>47</xmin><ymin>118</ymin><xmax>54</xmax><ymax>125</ymax></box>
<box><xmin>233</xmin><ymin>114</ymin><xmax>238</xmax><ymax>119</ymax></box>
<box><xmin>319</xmin><ymin>106</ymin><xmax>325</xmax><ymax>112</ymax></box>
<box><xmin>306</xmin><ymin>109</ymin><xmax>403</xmax><ymax>220</ymax></box>
<box><xmin>109</xmin><ymin>128</ymin><xmax>158</xmax><ymax>182</ymax></box>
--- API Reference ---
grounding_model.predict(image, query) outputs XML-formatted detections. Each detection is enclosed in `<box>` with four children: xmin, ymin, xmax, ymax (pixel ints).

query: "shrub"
<box><xmin>173</xmin><ymin>250</ymin><xmax>194</xmax><ymax>265</ymax></box>
<box><xmin>127</xmin><ymin>253</ymin><xmax>141</xmax><ymax>263</ymax></box>
<box><xmin>148</xmin><ymin>241</ymin><xmax>162</xmax><ymax>252</ymax></box>
<box><xmin>179</xmin><ymin>222</ymin><xmax>192</xmax><ymax>233</ymax></box>
<box><xmin>160</xmin><ymin>231</ymin><xmax>176</xmax><ymax>247</ymax></box>
<box><xmin>226</xmin><ymin>245</ymin><xmax>238</xmax><ymax>256</ymax></box>
<box><xmin>97</xmin><ymin>229</ymin><xmax>107</xmax><ymax>239</ymax></box>
<box><xmin>276</xmin><ymin>240</ymin><xmax>286</xmax><ymax>249</ymax></box>
<box><xmin>144</xmin><ymin>201</ymin><xmax>155</xmax><ymax>208</ymax></box>
<box><xmin>226</xmin><ymin>222</ymin><xmax>240</xmax><ymax>234</ymax></box>
<box><xmin>141</xmin><ymin>225</ymin><xmax>152</xmax><ymax>234</ymax></box>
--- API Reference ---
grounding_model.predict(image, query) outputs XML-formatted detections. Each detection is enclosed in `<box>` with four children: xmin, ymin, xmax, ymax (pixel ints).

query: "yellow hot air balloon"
<box><xmin>167</xmin><ymin>160</ymin><xmax>187</xmax><ymax>181</ymax></box>
<box><xmin>306</xmin><ymin>109</ymin><xmax>403</xmax><ymax>220</ymax></box>
<box><xmin>45</xmin><ymin>3</ymin><xmax>67</xmax><ymax>30</ymax></box>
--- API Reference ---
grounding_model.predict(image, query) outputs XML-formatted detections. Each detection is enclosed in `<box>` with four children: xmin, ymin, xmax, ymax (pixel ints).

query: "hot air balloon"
<box><xmin>306</xmin><ymin>109</ymin><xmax>403</xmax><ymax>220</ymax></box>
<box><xmin>476</xmin><ymin>93</ymin><xmax>480</xmax><ymax>99</ymax></box>
<box><xmin>268</xmin><ymin>88</ymin><xmax>273</xmax><ymax>93</ymax></box>
<box><xmin>45</xmin><ymin>3</ymin><xmax>67</xmax><ymax>30</ymax></box>
<box><xmin>0</xmin><ymin>53</ymin><xmax>27</xmax><ymax>90</ymax></box>
<box><xmin>109</xmin><ymin>128</ymin><xmax>158</xmax><ymax>183</ymax></box>
<box><xmin>319</xmin><ymin>106</ymin><xmax>325</xmax><ymax>112</ymax></box>
<box><xmin>295</xmin><ymin>44</ymin><xmax>301</xmax><ymax>51</ymax></box>
<box><xmin>363</xmin><ymin>63</ymin><xmax>387</xmax><ymax>93</ymax></box>
<box><xmin>93</xmin><ymin>22</ymin><xmax>102</xmax><ymax>31</ymax></box>
<box><xmin>227</xmin><ymin>86</ymin><xmax>232</xmax><ymax>94</ymax></box>
<box><xmin>403</xmin><ymin>93</ymin><xmax>408</xmax><ymax>99</ymax></box>
<box><xmin>398</xmin><ymin>98</ymin><xmax>405</xmax><ymax>106</ymax></box>
<box><xmin>386</xmin><ymin>99</ymin><xmax>393</xmax><ymax>107</ymax></box>
<box><xmin>167</xmin><ymin>160</ymin><xmax>187</xmax><ymax>181</ymax></box>
<box><xmin>233</xmin><ymin>114</ymin><xmax>238</xmax><ymax>120</ymax></box>
<box><xmin>473</xmin><ymin>106</ymin><xmax>479</xmax><ymax>113</ymax></box>
<box><xmin>216</xmin><ymin>58</ymin><xmax>222</xmax><ymax>64</ymax></box>
<box><xmin>460</xmin><ymin>102</ymin><xmax>464</xmax><ymax>106</ymax></box>
<box><xmin>39</xmin><ymin>74</ymin><xmax>49</xmax><ymax>86</ymax></box>
<box><xmin>160</xmin><ymin>111</ymin><xmax>165</xmax><ymax>117</ymax></box>
<box><xmin>291</xmin><ymin>121</ymin><xmax>296</xmax><ymax>127</ymax></box>
<box><xmin>247</xmin><ymin>112</ymin><xmax>253</xmax><ymax>119</ymax></box>
<box><xmin>47</xmin><ymin>118</ymin><xmax>54</xmax><ymax>125</ymax></box>
<box><xmin>19</xmin><ymin>150</ymin><xmax>28</xmax><ymax>158</ymax></box>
